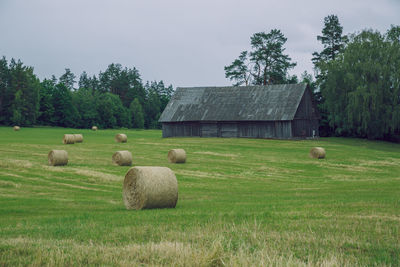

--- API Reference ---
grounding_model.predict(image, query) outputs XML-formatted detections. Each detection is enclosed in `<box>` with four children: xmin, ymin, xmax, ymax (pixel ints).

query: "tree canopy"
<box><xmin>320</xmin><ymin>28</ymin><xmax>400</xmax><ymax>140</ymax></box>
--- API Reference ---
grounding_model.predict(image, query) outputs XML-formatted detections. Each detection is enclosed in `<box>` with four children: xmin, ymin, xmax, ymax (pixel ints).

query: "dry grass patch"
<box><xmin>0</xmin><ymin>179</ymin><xmax>21</xmax><ymax>188</ymax></box>
<box><xmin>323</xmin><ymin>162</ymin><xmax>381</xmax><ymax>172</ymax></box>
<box><xmin>0</xmin><ymin>159</ymin><xmax>33</xmax><ymax>169</ymax></box>
<box><xmin>175</xmin><ymin>169</ymin><xmax>228</xmax><ymax>180</ymax></box>
<box><xmin>73</xmin><ymin>169</ymin><xmax>122</xmax><ymax>182</ymax></box>
<box><xmin>357</xmin><ymin>158</ymin><xmax>400</xmax><ymax>167</ymax></box>
<box><xmin>0</xmin><ymin>236</ymin><xmax>361</xmax><ymax>267</ymax></box>
<box><xmin>193</xmin><ymin>151</ymin><xmax>239</xmax><ymax>158</ymax></box>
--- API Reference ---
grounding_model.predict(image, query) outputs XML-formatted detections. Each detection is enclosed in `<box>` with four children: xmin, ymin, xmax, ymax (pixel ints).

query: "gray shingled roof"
<box><xmin>159</xmin><ymin>84</ymin><xmax>307</xmax><ymax>122</ymax></box>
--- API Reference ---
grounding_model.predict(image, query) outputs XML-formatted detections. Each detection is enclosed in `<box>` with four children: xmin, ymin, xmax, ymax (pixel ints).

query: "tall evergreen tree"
<box><xmin>59</xmin><ymin>68</ymin><xmax>76</xmax><ymax>91</ymax></box>
<box><xmin>250</xmin><ymin>29</ymin><xmax>296</xmax><ymax>85</ymax></box>
<box><xmin>224</xmin><ymin>51</ymin><xmax>251</xmax><ymax>86</ymax></box>
<box><xmin>312</xmin><ymin>15</ymin><xmax>347</xmax><ymax>136</ymax></box>
<box><xmin>312</xmin><ymin>15</ymin><xmax>347</xmax><ymax>66</ymax></box>
<box><xmin>225</xmin><ymin>29</ymin><xmax>296</xmax><ymax>86</ymax></box>
<box><xmin>8</xmin><ymin>59</ymin><xmax>41</xmax><ymax>126</ymax></box>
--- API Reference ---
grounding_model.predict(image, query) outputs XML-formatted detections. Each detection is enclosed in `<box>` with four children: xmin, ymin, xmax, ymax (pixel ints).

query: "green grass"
<box><xmin>0</xmin><ymin>126</ymin><xmax>399</xmax><ymax>266</ymax></box>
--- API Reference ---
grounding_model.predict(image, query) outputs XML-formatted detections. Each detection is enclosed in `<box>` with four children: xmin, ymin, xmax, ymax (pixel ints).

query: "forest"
<box><xmin>0</xmin><ymin>61</ymin><xmax>172</xmax><ymax>130</ymax></box>
<box><xmin>1</xmin><ymin>15</ymin><xmax>399</xmax><ymax>141</ymax></box>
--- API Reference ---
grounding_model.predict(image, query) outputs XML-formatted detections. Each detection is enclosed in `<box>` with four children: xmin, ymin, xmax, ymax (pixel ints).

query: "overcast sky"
<box><xmin>1</xmin><ymin>0</ymin><xmax>399</xmax><ymax>88</ymax></box>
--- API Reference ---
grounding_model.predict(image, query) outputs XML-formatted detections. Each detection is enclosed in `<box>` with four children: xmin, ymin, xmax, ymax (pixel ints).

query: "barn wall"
<box><xmin>162</xmin><ymin>121</ymin><xmax>293</xmax><ymax>139</ymax></box>
<box><xmin>201</xmin><ymin>123</ymin><xmax>218</xmax><ymax>137</ymax></box>
<box><xmin>219</xmin><ymin>123</ymin><xmax>238</xmax><ymax>138</ymax></box>
<box><xmin>162</xmin><ymin>122</ymin><xmax>200</xmax><ymax>137</ymax></box>
<box><xmin>237</xmin><ymin>121</ymin><xmax>291</xmax><ymax>138</ymax></box>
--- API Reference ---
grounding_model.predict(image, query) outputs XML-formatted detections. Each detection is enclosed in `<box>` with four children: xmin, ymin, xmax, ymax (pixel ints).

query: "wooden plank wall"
<box><xmin>162</xmin><ymin>121</ymin><xmax>293</xmax><ymax>139</ymax></box>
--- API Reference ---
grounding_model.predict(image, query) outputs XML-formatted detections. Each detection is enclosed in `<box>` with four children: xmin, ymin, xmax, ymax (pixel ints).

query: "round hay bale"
<box><xmin>309</xmin><ymin>147</ymin><xmax>326</xmax><ymax>159</ymax></box>
<box><xmin>168</xmin><ymin>149</ymin><xmax>186</xmax><ymax>163</ymax></box>
<box><xmin>115</xmin><ymin>133</ymin><xmax>127</xmax><ymax>143</ymax></box>
<box><xmin>123</xmin><ymin>166</ymin><xmax>178</xmax><ymax>210</ymax></box>
<box><xmin>63</xmin><ymin>134</ymin><xmax>75</xmax><ymax>144</ymax></box>
<box><xmin>48</xmin><ymin>150</ymin><xmax>68</xmax><ymax>166</ymax></box>
<box><xmin>112</xmin><ymin>151</ymin><xmax>132</xmax><ymax>166</ymax></box>
<box><xmin>13</xmin><ymin>126</ymin><xmax>20</xmax><ymax>131</ymax></box>
<box><xmin>92</xmin><ymin>126</ymin><xmax>98</xmax><ymax>131</ymax></box>
<box><xmin>74</xmin><ymin>134</ymin><xmax>83</xmax><ymax>143</ymax></box>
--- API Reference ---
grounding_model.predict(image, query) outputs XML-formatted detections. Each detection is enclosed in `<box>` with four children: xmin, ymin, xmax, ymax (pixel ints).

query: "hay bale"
<box><xmin>112</xmin><ymin>151</ymin><xmax>132</xmax><ymax>166</ymax></box>
<box><xmin>63</xmin><ymin>134</ymin><xmax>75</xmax><ymax>144</ymax></box>
<box><xmin>74</xmin><ymin>134</ymin><xmax>83</xmax><ymax>143</ymax></box>
<box><xmin>309</xmin><ymin>147</ymin><xmax>326</xmax><ymax>159</ymax></box>
<box><xmin>48</xmin><ymin>150</ymin><xmax>68</xmax><ymax>166</ymax></box>
<box><xmin>115</xmin><ymin>133</ymin><xmax>127</xmax><ymax>143</ymax></box>
<box><xmin>123</xmin><ymin>166</ymin><xmax>178</xmax><ymax>210</ymax></box>
<box><xmin>92</xmin><ymin>126</ymin><xmax>98</xmax><ymax>131</ymax></box>
<box><xmin>168</xmin><ymin>149</ymin><xmax>186</xmax><ymax>163</ymax></box>
<box><xmin>13</xmin><ymin>126</ymin><xmax>20</xmax><ymax>131</ymax></box>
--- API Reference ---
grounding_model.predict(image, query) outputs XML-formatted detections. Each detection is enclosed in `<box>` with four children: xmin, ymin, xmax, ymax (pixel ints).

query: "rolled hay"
<box><xmin>73</xmin><ymin>134</ymin><xmax>83</xmax><ymax>143</ymax></box>
<box><xmin>48</xmin><ymin>150</ymin><xmax>68</xmax><ymax>166</ymax></box>
<box><xmin>92</xmin><ymin>126</ymin><xmax>98</xmax><ymax>131</ymax></box>
<box><xmin>63</xmin><ymin>134</ymin><xmax>75</xmax><ymax>144</ymax></box>
<box><xmin>123</xmin><ymin>166</ymin><xmax>178</xmax><ymax>210</ymax></box>
<box><xmin>112</xmin><ymin>151</ymin><xmax>132</xmax><ymax>166</ymax></box>
<box><xmin>13</xmin><ymin>126</ymin><xmax>20</xmax><ymax>131</ymax></box>
<box><xmin>115</xmin><ymin>133</ymin><xmax>127</xmax><ymax>143</ymax></box>
<box><xmin>309</xmin><ymin>147</ymin><xmax>326</xmax><ymax>159</ymax></box>
<box><xmin>168</xmin><ymin>149</ymin><xmax>186</xmax><ymax>163</ymax></box>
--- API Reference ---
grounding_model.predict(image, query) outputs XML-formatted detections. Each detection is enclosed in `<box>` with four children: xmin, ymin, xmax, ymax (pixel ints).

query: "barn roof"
<box><xmin>159</xmin><ymin>84</ymin><xmax>307</xmax><ymax>122</ymax></box>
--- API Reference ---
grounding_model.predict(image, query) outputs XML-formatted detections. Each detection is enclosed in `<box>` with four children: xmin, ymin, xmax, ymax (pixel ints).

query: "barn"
<box><xmin>159</xmin><ymin>84</ymin><xmax>319</xmax><ymax>139</ymax></box>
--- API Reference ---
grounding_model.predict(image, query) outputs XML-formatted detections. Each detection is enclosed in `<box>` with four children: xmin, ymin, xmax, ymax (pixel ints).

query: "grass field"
<box><xmin>0</xmin><ymin>127</ymin><xmax>399</xmax><ymax>266</ymax></box>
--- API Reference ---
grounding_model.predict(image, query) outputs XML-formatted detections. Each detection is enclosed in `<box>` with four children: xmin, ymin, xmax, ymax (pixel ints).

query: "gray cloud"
<box><xmin>1</xmin><ymin>0</ymin><xmax>399</xmax><ymax>87</ymax></box>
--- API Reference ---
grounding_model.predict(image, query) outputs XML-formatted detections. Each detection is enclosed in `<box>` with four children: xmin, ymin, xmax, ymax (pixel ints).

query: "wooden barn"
<box><xmin>159</xmin><ymin>84</ymin><xmax>319</xmax><ymax>139</ymax></box>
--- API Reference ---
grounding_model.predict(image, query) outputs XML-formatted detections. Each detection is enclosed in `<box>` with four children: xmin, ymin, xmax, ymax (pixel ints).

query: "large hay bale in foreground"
<box><xmin>48</xmin><ymin>150</ymin><xmax>68</xmax><ymax>166</ymax></box>
<box><xmin>74</xmin><ymin>134</ymin><xmax>83</xmax><ymax>143</ymax></box>
<box><xmin>168</xmin><ymin>149</ymin><xmax>186</xmax><ymax>163</ymax></box>
<box><xmin>112</xmin><ymin>151</ymin><xmax>132</xmax><ymax>166</ymax></box>
<box><xmin>309</xmin><ymin>147</ymin><xmax>326</xmax><ymax>159</ymax></box>
<box><xmin>13</xmin><ymin>126</ymin><xmax>20</xmax><ymax>131</ymax></box>
<box><xmin>63</xmin><ymin>134</ymin><xmax>75</xmax><ymax>144</ymax></box>
<box><xmin>92</xmin><ymin>126</ymin><xmax>98</xmax><ymax>131</ymax></box>
<box><xmin>115</xmin><ymin>133</ymin><xmax>127</xmax><ymax>143</ymax></box>
<box><xmin>123</xmin><ymin>166</ymin><xmax>178</xmax><ymax>210</ymax></box>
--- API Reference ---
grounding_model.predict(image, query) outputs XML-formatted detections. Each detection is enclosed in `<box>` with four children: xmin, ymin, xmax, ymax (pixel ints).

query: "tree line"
<box><xmin>0</xmin><ymin>61</ymin><xmax>173</xmax><ymax>129</ymax></box>
<box><xmin>225</xmin><ymin>15</ymin><xmax>400</xmax><ymax>141</ymax></box>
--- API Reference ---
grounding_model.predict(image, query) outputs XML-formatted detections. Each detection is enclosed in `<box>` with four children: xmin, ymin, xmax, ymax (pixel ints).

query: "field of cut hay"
<box><xmin>0</xmin><ymin>127</ymin><xmax>399</xmax><ymax>266</ymax></box>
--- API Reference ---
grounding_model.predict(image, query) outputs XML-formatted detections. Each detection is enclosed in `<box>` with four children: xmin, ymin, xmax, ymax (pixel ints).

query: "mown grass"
<box><xmin>0</xmin><ymin>126</ymin><xmax>399</xmax><ymax>266</ymax></box>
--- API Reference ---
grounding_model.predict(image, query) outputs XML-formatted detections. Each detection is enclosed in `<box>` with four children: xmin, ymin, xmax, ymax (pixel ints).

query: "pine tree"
<box><xmin>59</xmin><ymin>68</ymin><xmax>76</xmax><ymax>90</ymax></box>
<box><xmin>225</xmin><ymin>29</ymin><xmax>296</xmax><ymax>86</ymax></box>
<box><xmin>8</xmin><ymin>59</ymin><xmax>40</xmax><ymax>125</ymax></box>
<box><xmin>312</xmin><ymin>15</ymin><xmax>347</xmax><ymax>66</ymax></box>
<box><xmin>224</xmin><ymin>51</ymin><xmax>251</xmax><ymax>86</ymax></box>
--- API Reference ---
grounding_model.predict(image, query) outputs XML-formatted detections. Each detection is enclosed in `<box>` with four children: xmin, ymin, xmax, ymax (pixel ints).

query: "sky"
<box><xmin>1</xmin><ymin>0</ymin><xmax>399</xmax><ymax>88</ymax></box>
